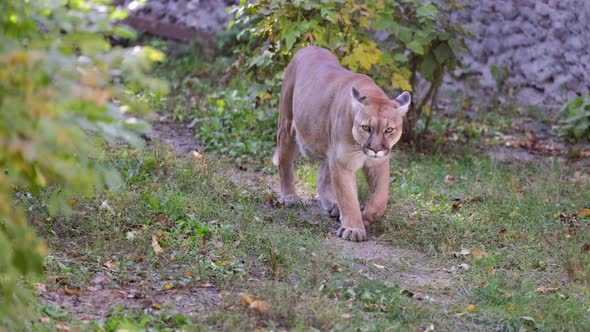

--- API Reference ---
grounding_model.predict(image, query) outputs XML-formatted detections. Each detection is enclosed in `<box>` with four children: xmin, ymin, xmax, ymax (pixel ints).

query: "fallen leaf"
<box><xmin>460</xmin><ymin>248</ymin><xmax>471</xmax><ymax>256</ymax></box>
<box><xmin>164</xmin><ymin>283</ymin><xmax>173</xmax><ymax>290</ymax></box>
<box><xmin>581</xmin><ymin>243</ymin><xmax>590</xmax><ymax>252</ymax></box>
<box><xmin>535</xmin><ymin>287</ymin><xmax>558</xmax><ymax>294</ymax></box>
<box><xmin>55</xmin><ymin>322</ymin><xmax>70</xmax><ymax>332</ymax></box>
<box><xmin>67</xmin><ymin>198</ymin><xmax>77</xmax><ymax>207</ymax></box>
<box><xmin>498</xmin><ymin>228</ymin><xmax>508</xmax><ymax>236</ymax></box>
<box><xmin>466</xmin><ymin>304</ymin><xmax>475</xmax><ymax>312</ymax></box>
<box><xmin>472</xmin><ymin>249</ymin><xmax>488</xmax><ymax>259</ymax></box>
<box><xmin>63</xmin><ymin>288</ymin><xmax>81</xmax><ymax>296</ymax></box>
<box><xmin>34</xmin><ymin>283</ymin><xmax>47</xmax><ymax>293</ymax></box>
<box><xmin>184</xmin><ymin>271</ymin><xmax>194</xmax><ymax>278</ymax></box>
<box><xmin>240</xmin><ymin>293</ymin><xmax>255</xmax><ymax>306</ymax></box>
<box><xmin>104</xmin><ymin>260</ymin><xmax>117</xmax><ymax>270</ymax></box>
<box><xmin>487</xmin><ymin>266</ymin><xmax>496</xmax><ymax>275</ymax></box>
<box><xmin>373</xmin><ymin>263</ymin><xmax>385</xmax><ymax>269</ymax></box>
<box><xmin>452</xmin><ymin>198</ymin><xmax>462</xmax><ymax>212</ymax></box>
<box><xmin>152</xmin><ymin>235</ymin><xmax>164</xmax><ymax>255</ymax></box>
<box><xmin>579</xmin><ymin>208</ymin><xmax>590</xmax><ymax>218</ymax></box>
<box><xmin>249</xmin><ymin>300</ymin><xmax>269</xmax><ymax>314</ymax></box>
<box><xmin>87</xmin><ymin>286</ymin><xmax>98</xmax><ymax>292</ymax></box>
<box><xmin>39</xmin><ymin>317</ymin><xmax>51</xmax><ymax>323</ymax></box>
<box><xmin>444</xmin><ymin>174</ymin><xmax>456</xmax><ymax>185</ymax></box>
<box><xmin>192</xmin><ymin>150</ymin><xmax>204</xmax><ymax>160</ymax></box>
<box><xmin>341</xmin><ymin>313</ymin><xmax>352</xmax><ymax>319</ymax></box>
<box><xmin>506</xmin><ymin>304</ymin><xmax>515</xmax><ymax>313</ymax></box>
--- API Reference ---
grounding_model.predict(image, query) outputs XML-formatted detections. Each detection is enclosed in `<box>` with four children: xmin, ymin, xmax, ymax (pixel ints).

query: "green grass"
<box><xmin>26</xmin><ymin>140</ymin><xmax>590</xmax><ymax>331</ymax></box>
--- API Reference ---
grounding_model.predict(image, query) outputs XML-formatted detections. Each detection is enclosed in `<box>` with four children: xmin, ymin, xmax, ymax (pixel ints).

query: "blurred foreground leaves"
<box><xmin>0</xmin><ymin>0</ymin><xmax>166</xmax><ymax>327</ymax></box>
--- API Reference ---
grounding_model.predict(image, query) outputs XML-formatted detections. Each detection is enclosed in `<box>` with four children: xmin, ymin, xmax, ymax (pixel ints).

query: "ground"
<box><xmin>25</xmin><ymin>108</ymin><xmax>590</xmax><ymax>331</ymax></box>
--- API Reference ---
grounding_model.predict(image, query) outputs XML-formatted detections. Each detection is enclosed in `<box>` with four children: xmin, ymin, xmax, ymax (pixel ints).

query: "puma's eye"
<box><xmin>385</xmin><ymin>127</ymin><xmax>395</xmax><ymax>134</ymax></box>
<box><xmin>361</xmin><ymin>125</ymin><xmax>371</xmax><ymax>132</ymax></box>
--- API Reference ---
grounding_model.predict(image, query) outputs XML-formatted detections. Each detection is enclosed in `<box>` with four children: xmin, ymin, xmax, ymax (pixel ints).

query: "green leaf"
<box><xmin>418</xmin><ymin>54</ymin><xmax>436</xmax><ymax>80</ymax></box>
<box><xmin>416</xmin><ymin>4</ymin><xmax>438</xmax><ymax>20</ymax></box>
<box><xmin>407</xmin><ymin>40</ymin><xmax>425</xmax><ymax>55</ymax></box>
<box><xmin>398</xmin><ymin>27</ymin><xmax>413</xmax><ymax>43</ymax></box>
<box><xmin>433</xmin><ymin>43</ymin><xmax>452</xmax><ymax>64</ymax></box>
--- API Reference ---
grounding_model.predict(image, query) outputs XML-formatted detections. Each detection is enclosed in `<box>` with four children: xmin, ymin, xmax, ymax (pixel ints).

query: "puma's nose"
<box><xmin>369</xmin><ymin>146</ymin><xmax>382</xmax><ymax>152</ymax></box>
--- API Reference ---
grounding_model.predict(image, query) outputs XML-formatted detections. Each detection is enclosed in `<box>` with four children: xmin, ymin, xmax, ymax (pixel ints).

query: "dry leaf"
<box><xmin>460</xmin><ymin>248</ymin><xmax>471</xmax><ymax>256</ymax></box>
<box><xmin>164</xmin><ymin>283</ymin><xmax>173</xmax><ymax>290</ymax></box>
<box><xmin>192</xmin><ymin>150</ymin><xmax>205</xmax><ymax>160</ymax></box>
<box><xmin>452</xmin><ymin>198</ymin><xmax>463</xmax><ymax>212</ymax></box>
<box><xmin>184</xmin><ymin>271</ymin><xmax>194</xmax><ymax>277</ymax></box>
<box><xmin>240</xmin><ymin>293</ymin><xmax>255</xmax><ymax>306</ymax></box>
<box><xmin>341</xmin><ymin>313</ymin><xmax>352</xmax><ymax>319</ymax></box>
<box><xmin>152</xmin><ymin>235</ymin><xmax>164</xmax><ymax>255</ymax></box>
<box><xmin>55</xmin><ymin>322</ymin><xmax>70</xmax><ymax>332</ymax></box>
<box><xmin>581</xmin><ymin>243</ymin><xmax>590</xmax><ymax>252</ymax></box>
<box><xmin>39</xmin><ymin>317</ymin><xmax>51</xmax><ymax>323</ymax></box>
<box><xmin>472</xmin><ymin>249</ymin><xmax>488</xmax><ymax>259</ymax></box>
<box><xmin>249</xmin><ymin>300</ymin><xmax>269</xmax><ymax>314</ymax></box>
<box><xmin>63</xmin><ymin>288</ymin><xmax>81</xmax><ymax>296</ymax></box>
<box><xmin>466</xmin><ymin>304</ymin><xmax>475</xmax><ymax>312</ymax></box>
<box><xmin>444</xmin><ymin>174</ymin><xmax>456</xmax><ymax>185</ymax></box>
<box><xmin>579</xmin><ymin>208</ymin><xmax>590</xmax><ymax>218</ymax></box>
<box><xmin>498</xmin><ymin>228</ymin><xmax>508</xmax><ymax>236</ymax></box>
<box><xmin>67</xmin><ymin>198</ymin><xmax>76</xmax><ymax>207</ymax></box>
<box><xmin>34</xmin><ymin>283</ymin><xmax>47</xmax><ymax>293</ymax></box>
<box><xmin>506</xmin><ymin>304</ymin><xmax>515</xmax><ymax>313</ymax></box>
<box><xmin>373</xmin><ymin>263</ymin><xmax>385</xmax><ymax>269</ymax></box>
<box><xmin>104</xmin><ymin>260</ymin><xmax>117</xmax><ymax>270</ymax></box>
<box><xmin>535</xmin><ymin>287</ymin><xmax>558</xmax><ymax>294</ymax></box>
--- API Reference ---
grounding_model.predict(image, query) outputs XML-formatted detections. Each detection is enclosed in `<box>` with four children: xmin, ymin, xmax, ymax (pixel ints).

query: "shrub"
<box><xmin>0</xmin><ymin>0</ymin><xmax>166</xmax><ymax>327</ymax></box>
<box><xmin>230</xmin><ymin>0</ymin><xmax>469</xmax><ymax>140</ymax></box>
<box><xmin>558</xmin><ymin>95</ymin><xmax>590</xmax><ymax>141</ymax></box>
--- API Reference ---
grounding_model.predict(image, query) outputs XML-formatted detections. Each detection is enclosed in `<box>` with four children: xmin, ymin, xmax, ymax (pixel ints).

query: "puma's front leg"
<box><xmin>330</xmin><ymin>161</ymin><xmax>367</xmax><ymax>242</ymax></box>
<box><xmin>362</xmin><ymin>159</ymin><xmax>390</xmax><ymax>225</ymax></box>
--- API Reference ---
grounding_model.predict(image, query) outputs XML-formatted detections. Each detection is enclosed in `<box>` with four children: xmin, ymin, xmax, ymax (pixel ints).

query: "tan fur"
<box><xmin>274</xmin><ymin>46</ymin><xmax>411</xmax><ymax>242</ymax></box>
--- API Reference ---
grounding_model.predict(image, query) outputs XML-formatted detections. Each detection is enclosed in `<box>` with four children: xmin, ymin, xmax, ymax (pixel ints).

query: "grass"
<box><xmin>21</xmin><ymin>41</ymin><xmax>590</xmax><ymax>331</ymax></box>
<box><xmin>25</xmin><ymin>140</ymin><xmax>590</xmax><ymax>331</ymax></box>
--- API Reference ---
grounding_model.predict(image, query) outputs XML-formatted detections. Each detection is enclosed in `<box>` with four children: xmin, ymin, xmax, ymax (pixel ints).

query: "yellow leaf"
<box><xmin>423</xmin><ymin>105</ymin><xmax>432</xmax><ymax>117</ymax></box>
<box><xmin>67</xmin><ymin>199</ymin><xmax>76</xmax><ymax>207</ymax></box>
<box><xmin>535</xmin><ymin>287</ymin><xmax>558</xmax><ymax>294</ymax></box>
<box><xmin>152</xmin><ymin>234</ymin><xmax>164</xmax><ymax>255</ymax></box>
<box><xmin>472</xmin><ymin>249</ymin><xmax>487</xmax><ymax>259</ymax></box>
<box><xmin>579</xmin><ymin>208</ymin><xmax>590</xmax><ymax>218</ymax></box>
<box><xmin>506</xmin><ymin>304</ymin><xmax>515</xmax><ymax>312</ymax></box>
<box><xmin>391</xmin><ymin>72</ymin><xmax>412</xmax><ymax>92</ymax></box>
<box><xmin>184</xmin><ymin>271</ymin><xmax>194</xmax><ymax>278</ymax></box>
<box><xmin>466</xmin><ymin>304</ymin><xmax>475</xmax><ymax>312</ymax></box>
<box><xmin>249</xmin><ymin>300</ymin><xmax>269</xmax><ymax>314</ymax></box>
<box><xmin>342</xmin><ymin>42</ymin><xmax>382</xmax><ymax>72</ymax></box>
<box><xmin>239</xmin><ymin>293</ymin><xmax>255</xmax><ymax>306</ymax></box>
<box><xmin>104</xmin><ymin>260</ymin><xmax>117</xmax><ymax>270</ymax></box>
<box><xmin>164</xmin><ymin>283</ymin><xmax>173</xmax><ymax>290</ymax></box>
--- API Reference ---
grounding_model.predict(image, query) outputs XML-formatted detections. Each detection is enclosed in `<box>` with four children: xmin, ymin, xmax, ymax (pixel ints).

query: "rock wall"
<box><xmin>453</xmin><ymin>0</ymin><xmax>590</xmax><ymax>105</ymax></box>
<box><xmin>115</xmin><ymin>0</ymin><xmax>237</xmax><ymax>41</ymax></box>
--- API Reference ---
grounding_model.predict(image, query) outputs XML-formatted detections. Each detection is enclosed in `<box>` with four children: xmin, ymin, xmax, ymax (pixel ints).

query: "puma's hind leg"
<box><xmin>275</xmin><ymin>61</ymin><xmax>300</xmax><ymax>206</ymax></box>
<box><xmin>317</xmin><ymin>161</ymin><xmax>339</xmax><ymax>217</ymax></box>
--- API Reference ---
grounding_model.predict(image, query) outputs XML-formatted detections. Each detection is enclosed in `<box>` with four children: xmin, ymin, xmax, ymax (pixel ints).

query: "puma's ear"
<box><xmin>394</xmin><ymin>91</ymin><xmax>411</xmax><ymax>115</ymax></box>
<box><xmin>351</xmin><ymin>86</ymin><xmax>367</xmax><ymax>112</ymax></box>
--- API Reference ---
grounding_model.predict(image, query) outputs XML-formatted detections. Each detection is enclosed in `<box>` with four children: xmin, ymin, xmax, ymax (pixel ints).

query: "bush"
<box><xmin>559</xmin><ymin>95</ymin><xmax>590</xmax><ymax>141</ymax></box>
<box><xmin>0</xmin><ymin>0</ymin><xmax>166</xmax><ymax>327</ymax></box>
<box><xmin>230</xmin><ymin>0</ymin><xmax>469</xmax><ymax>139</ymax></box>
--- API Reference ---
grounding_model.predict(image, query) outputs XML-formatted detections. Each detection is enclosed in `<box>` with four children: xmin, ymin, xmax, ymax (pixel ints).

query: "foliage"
<box><xmin>230</xmin><ymin>0</ymin><xmax>469</xmax><ymax>138</ymax></box>
<box><xmin>197</xmin><ymin>86</ymin><xmax>278</xmax><ymax>163</ymax></box>
<box><xmin>0</xmin><ymin>0</ymin><xmax>165</xmax><ymax>327</ymax></box>
<box><xmin>558</xmin><ymin>95</ymin><xmax>590</xmax><ymax>141</ymax></box>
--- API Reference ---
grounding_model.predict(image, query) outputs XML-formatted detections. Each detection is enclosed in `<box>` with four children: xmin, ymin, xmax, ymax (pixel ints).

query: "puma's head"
<box><xmin>351</xmin><ymin>87</ymin><xmax>411</xmax><ymax>159</ymax></box>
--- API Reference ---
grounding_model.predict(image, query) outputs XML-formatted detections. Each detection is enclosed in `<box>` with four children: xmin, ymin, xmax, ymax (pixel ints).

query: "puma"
<box><xmin>273</xmin><ymin>46</ymin><xmax>411</xmax><ymax>242</ymax></box>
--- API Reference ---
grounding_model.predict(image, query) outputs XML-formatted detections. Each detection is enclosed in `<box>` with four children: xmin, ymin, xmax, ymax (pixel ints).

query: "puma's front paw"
<box><xmin>361</xmin><ymin>205</ymin><xmax>385</xmax><ymax>226</ymax></box>
<box><xmin>280</xmin><ymin>194</ymin><xmax>301</xmax><ymax>207</ymax></box>
<box><xmin>336</xmin><ymin>226</ymin><xmax>367</xmax><ymax>242</ymax></box>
